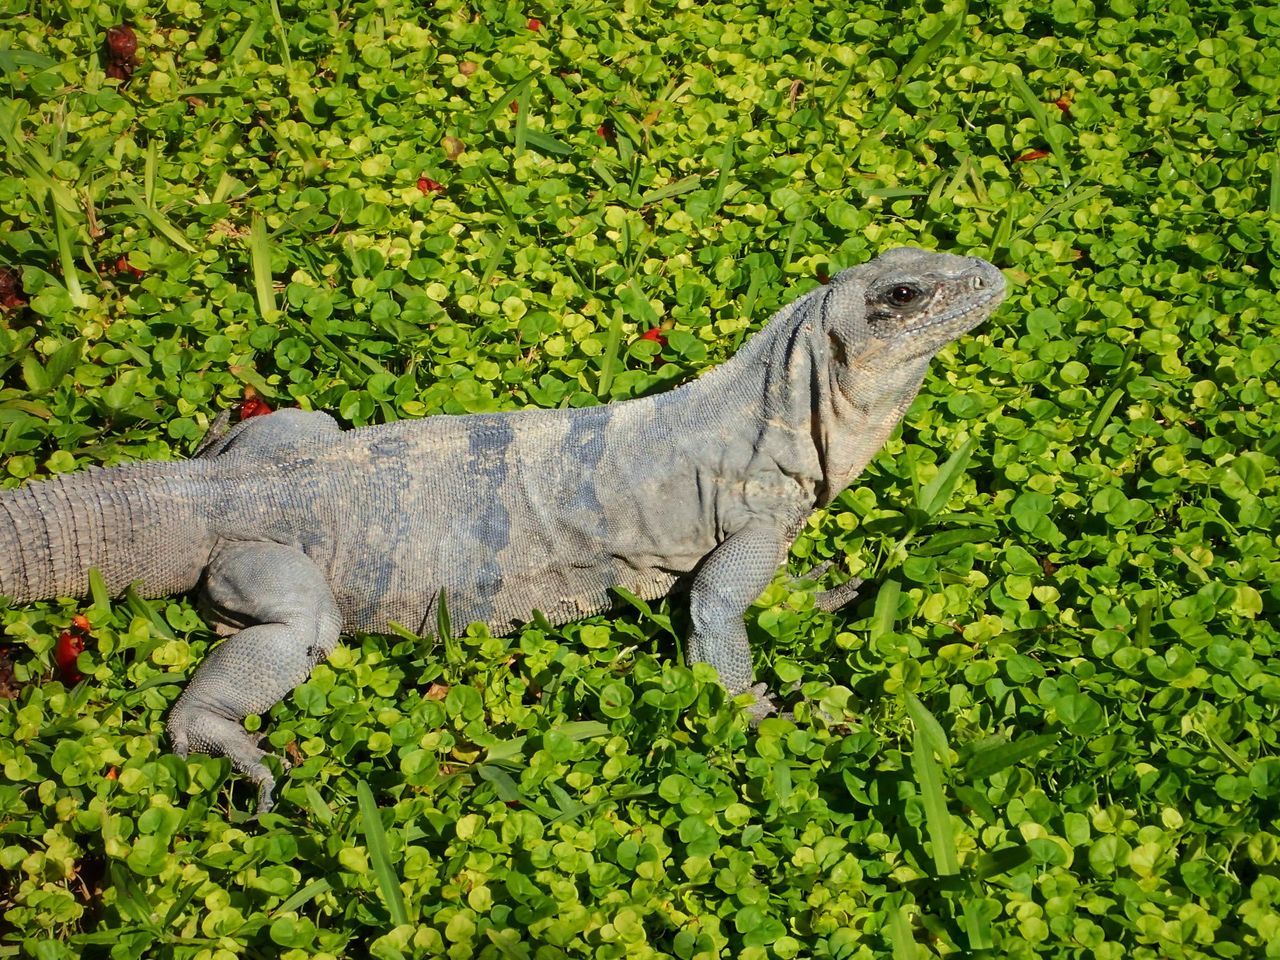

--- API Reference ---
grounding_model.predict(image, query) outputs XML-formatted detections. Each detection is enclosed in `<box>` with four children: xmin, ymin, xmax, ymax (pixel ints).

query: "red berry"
<box><xmin>509</xmin><ymin>101</ymin><xmax>519</xmax><ymax>113</ymax></box>
<box><xmin>55</xmin><ymin>631</ymin><xmax>85</xmax><ymax>684</ymax></box>
<box><xmin>417</xmin><ymin>176</ymin><xmax>444</xmax><ymax>195</ymax></box>
<box><xmin>70</xmin><ymin>614</ymin><xmax>91</xmax><ymax>634</ymax></box>
<box><xmin>527</xmin><ymin>17</ymin><xmax>541</xmax><ymax>31</ymax></box>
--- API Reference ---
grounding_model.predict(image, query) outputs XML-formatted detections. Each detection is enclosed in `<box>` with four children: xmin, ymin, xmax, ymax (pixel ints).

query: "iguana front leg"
<box><xmin>687</xmin><ymin>527</ymin><xmax>788</xmax><ymax>722</ymax></box>
<box><xmin>167</xmin><ymin>541</ymin><xmax>341</xmax><ymax>814</ymax></box>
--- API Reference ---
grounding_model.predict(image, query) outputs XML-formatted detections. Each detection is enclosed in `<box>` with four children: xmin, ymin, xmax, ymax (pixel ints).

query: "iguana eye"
<box><xmin>888</xmin><ymin>284</ymin><xmax>921</xmax><ymax>305</ymax></box>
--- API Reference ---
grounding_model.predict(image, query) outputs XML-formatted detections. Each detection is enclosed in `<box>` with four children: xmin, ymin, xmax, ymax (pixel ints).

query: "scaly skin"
<box><xmin>0</xmin><ymin>247</ymin><xmax>1006</xmax><ymax>812</ymax></box>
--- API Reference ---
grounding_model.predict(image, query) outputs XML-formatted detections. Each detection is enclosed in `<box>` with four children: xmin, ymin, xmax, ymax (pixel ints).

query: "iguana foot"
<box><xmin>813</xmin><ymin>576</ymin><xmax>864</xmax><ymax>613</ymax></box>
<box><xmin>791</xmin><ymin>559</ymin><xmax>864</xmax><ymax>612</ymax></box>
<box><xmin>169</xmin><ymin>705</ymin><xmax>285</xmax><ymax>815</ymax></box>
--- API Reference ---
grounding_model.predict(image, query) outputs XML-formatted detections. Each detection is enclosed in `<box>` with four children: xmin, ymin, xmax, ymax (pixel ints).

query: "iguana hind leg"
<box><xmin>167</xmin><ymin>541</ymin><xmax>341</xmax><ymax>815</ymax></box>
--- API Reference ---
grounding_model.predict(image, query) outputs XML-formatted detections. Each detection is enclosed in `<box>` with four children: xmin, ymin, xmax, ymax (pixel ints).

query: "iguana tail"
<box><xmin>0</xmin><ymin>461</ymin><xmax>216</xmax><ymax>603</ymax></box>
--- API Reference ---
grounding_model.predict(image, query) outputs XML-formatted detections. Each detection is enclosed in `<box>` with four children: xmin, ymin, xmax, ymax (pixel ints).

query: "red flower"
<box><xmin>417</xmin><ymin>175</ymin><xmax>445</xmax><ymax>195</ymax></box>
<box><xmin>1014</xmin><ymin>149</ymin><xmax>1050</xmax><ymax>163</ymax></box>
<box><xmin>527</xmin><ymin>17</ymin><xmax>541</xmax><ymax>31</ymax></box>
<box><xmin>235</xmin><ymin>393</ymin><xmax>273</xmax><ymax>421</ymax></box>
<box><xmin>638</xmin><ymin>328</ymin><xmax>667</xmax><ymax>348</ymax></box>
<box><xmin>638</xmin><ymin>327</ymin><xmax>668</xmax><ymax>366</ymax></box>
<box><xmin>55</xmin><ymin>615</ymin><xmax>91</xmax><ymax>685</ymax></box>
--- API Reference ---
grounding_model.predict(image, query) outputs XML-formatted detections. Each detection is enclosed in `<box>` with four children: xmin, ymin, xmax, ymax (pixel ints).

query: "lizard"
<box><xmin>0</xmin><ymin>246</ymin><xmax>1006</xmax><ymax>813</ymax></box>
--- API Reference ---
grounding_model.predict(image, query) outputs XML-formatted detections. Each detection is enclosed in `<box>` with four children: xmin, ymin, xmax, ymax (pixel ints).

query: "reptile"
<box><xmin>0</xmin><ymin>246</ymin><xmax>1006</xmax><ymax>812</ymax></box>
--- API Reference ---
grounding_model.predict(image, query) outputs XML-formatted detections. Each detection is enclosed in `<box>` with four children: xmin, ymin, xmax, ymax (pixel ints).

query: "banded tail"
<box><xmin>0</xmin><ymin>461</ymin><xmax>216</xmax><ymax>603</ymax></box>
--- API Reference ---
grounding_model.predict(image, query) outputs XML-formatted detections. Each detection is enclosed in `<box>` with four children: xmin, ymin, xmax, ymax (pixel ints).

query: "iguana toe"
<box><xmin>738</xmin><ymin>682</ymin><xmax>785</xmax><ymax>724</ymax></box>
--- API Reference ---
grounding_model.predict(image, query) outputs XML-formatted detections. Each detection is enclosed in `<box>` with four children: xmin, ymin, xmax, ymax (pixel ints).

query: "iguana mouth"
<box><xmin>914</xmin><ymin>285</ymin><xmax>1006</xmax><ymax>332</ymax></box>
<box><xmin>909</xmin><ymin>270</ymin><xmax>1007</xmax><ymax>335</ymax></box>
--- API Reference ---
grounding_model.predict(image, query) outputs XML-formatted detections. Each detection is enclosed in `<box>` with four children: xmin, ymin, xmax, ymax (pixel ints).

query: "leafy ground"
<box><xmin>1</xmin><ymin>0</ymin><xmax>1279</xmax><ymax>957</ymax></box>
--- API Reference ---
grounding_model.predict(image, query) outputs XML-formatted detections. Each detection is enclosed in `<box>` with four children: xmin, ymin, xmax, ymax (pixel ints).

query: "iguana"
<box><xmin>0</xmin><ymin>247</ymin><xmax>1005</xmax><ymax>812</ymax></box>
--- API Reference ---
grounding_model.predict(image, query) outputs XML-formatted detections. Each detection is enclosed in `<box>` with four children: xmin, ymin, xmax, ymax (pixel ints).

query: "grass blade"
<box><xmin>1270</xmin><ymin>146</ymin><xmax>1280</xmax><ymax>215</ymax></box>
<box><xmin>51</xmin><ymin>204</ymin><xmax>84</xmax><ymax>305</ymax></box>
<box><xmin>478</xmin><ymin>226</ymin><xmax>511</xmax><ymax>287</ymax></box>
<box><xmin>887</xmin><ymin>902</ymin><xmax>917</xmax><ymax>960</ymax></box>
<box><xmin>1086</xmin><ymin>342</ymin><xmax>1138</xmax><ymax>438</ymax></box>
<box><xmin>303</xmin><ymin>783</ymin><xmax>334</xmax><ymax>826</ymax></box>
<box><xmin>1008</xmin><ymin>66</ymin><xmax>1071</xmax><ymax>186</ymax></box>
<box><xmin>522</xmin><ymin>128</ymin><xmax>572</xmax><ymax>156</ymax></box>
<box><xmin>119</xmin><ymin>185</ymin><xmax>195</xmax><ymax>252</ymax></box>
<box><xmin>41</xmin><ymin>338</ymin><xmax>81</xmax><ymax>392</ymax></box>
<box><xmin>513</xmin><ymin>82</ymin><xmax>529</xmax><ymax>154</ymax></box>
<box><xmin>248</xmin><ymin>214</ymin><xmax>277</xmax><ymax>319</ymax></box>
<box><xmin>124</xmin><ymin>587</ymin><xmax>177</xmax><ymax>640</ymax></box>
<box><xmin>962</xmin><ymin>897</ymin><xmax>998</xmax><ymax>951</ymax></box>
<box><xmin>732</xmin><ymin>267</ymin><xmax>763</xmax><ymax>348</ymax></box>
<box><xmin>478</xmin><ymin>72</ymin><xmax>537</xmax><ymax>125</ymax></box>
<box><xmin>161</xmin><ymin>878</ymin><xmax>203</xmax><ymax>929</ymax></box>
<box><xmin>356</xmin><ymin>780</ymin><xmax>408</xmax><ymax>926</ymax></box>
<box><xmin>973</xmin><ymin>843</ymin><xmax>1033</xmax><ymax>879</ymax></box>
<box><xmin>0</xmin><ymin>48</ymin><xmax>56</xmax><ymax>72</ymax></box>
<box><xmin>912</xmin><ymin>724</ymin><xmax>959</xmax><ymax>876</ymax></box>
<box><xmin>144</xmin><ymin>139</ymin><xmax>157</xmax><ymax>207</ymax></box>
<box><xmin>638</xmin><ymin>174</ymin><xmax>701</xmax><ymax>206</ymax></box>
<box><xmin>272</xmin><ymin>877</ymin><xmax>332</xmax><ymax>916</ymax></box>
<box><xmin>963</xmin><ymin>732</ymin><xmax>1056</xmax><ymax>781</ymax></box>
<box><xmin>782</xmin><ymin>216</ymin><xmax>808</xmax><ymax>270</ymax></box>
<box><xmin>896</xmin><ymin>4</ymin><xmax>967</xmax><ymax>89</ymax></box>
<box><xmin>987</xmin><ymin>198</ymin><xmax>1015</xmax><ymax>261</ymax></box>
<box><xmin>705</xmin><ymin>134</ymin><xmax>736</xmax><ymax>221</ymax></box>
<box><xmin>917</xmin><ymin>437</ymin><xmax>975</xmax><ymax>518</ymax></box>
<box><xmin>905</xmin><ymin>692</ymin><xmax>951</xmax><ymax>770</ymax></box>
<box><xmin>267</xmin><ymin>0</ymin><xmax>292</xmax><ymax>68</ymax></box>
<box><xmin>596</xmin><ymin>305</ymin><xmax>624</xmax><ymax>398</ymax></box>
<box><xmin>871</xmin><ymin>578</ymin><xmax>900</xmax><ymax>641</ymax></box>
<box><xmin>87</xmin><ymin>567</ymin><xmax>111</xmax><ymax>617</ymax></box>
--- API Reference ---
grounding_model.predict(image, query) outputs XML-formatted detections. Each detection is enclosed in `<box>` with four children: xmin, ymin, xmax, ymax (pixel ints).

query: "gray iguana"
<box><xmin>0</xmin><ymin>247</ymin><xmax>1005</xmax><ymax>812</ymax></box>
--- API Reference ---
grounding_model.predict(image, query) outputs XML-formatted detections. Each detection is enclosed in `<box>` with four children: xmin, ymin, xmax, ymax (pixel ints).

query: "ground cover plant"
<box><xmin>0</xmin><ymin>0</ymin><xmax>1278</xmax><ymax>956</ymax></box>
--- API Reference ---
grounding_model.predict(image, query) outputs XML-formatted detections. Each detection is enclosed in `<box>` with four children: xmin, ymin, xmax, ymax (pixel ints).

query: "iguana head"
<box><xmin>822</xmin><ymin>247</ymin><xmax>1006</xmax><ymax>364</ymax></box>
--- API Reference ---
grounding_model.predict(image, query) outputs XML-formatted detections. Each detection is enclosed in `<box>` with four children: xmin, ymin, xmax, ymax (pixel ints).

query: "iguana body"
<box><xmin>0</xmin><ymin>247</ymin><xmax>1005</xmax><ymax>811</ymax></box>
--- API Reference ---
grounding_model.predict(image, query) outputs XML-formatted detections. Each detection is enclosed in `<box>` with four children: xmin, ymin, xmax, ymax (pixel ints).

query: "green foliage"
<box><xmin>2</xmin><ymin>0</ymin><xmax>1279</xmax><ymax>957</ymax></box>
